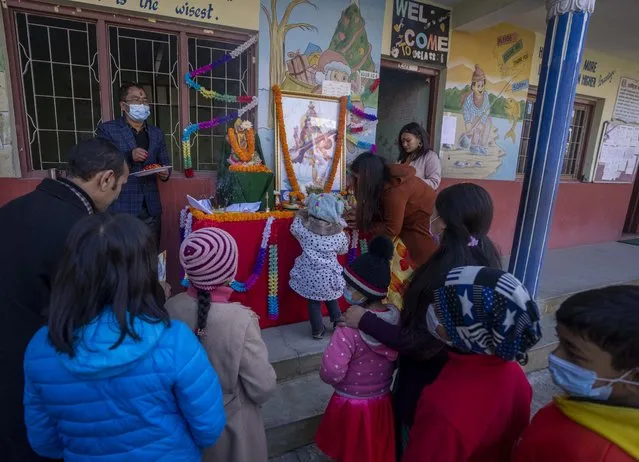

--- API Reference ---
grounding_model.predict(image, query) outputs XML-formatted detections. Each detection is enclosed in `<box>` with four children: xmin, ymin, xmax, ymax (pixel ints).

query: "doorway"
<box><xmin>375</xmin><ymin>59</ymin><xmax>438</xmax><ymax>163</ymax></box>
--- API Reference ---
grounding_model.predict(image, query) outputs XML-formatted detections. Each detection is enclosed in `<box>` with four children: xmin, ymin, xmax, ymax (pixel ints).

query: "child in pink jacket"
<box><xmin>315</xmin><ymin>236</ymin><xmax>399</xmax><ymax>462</ymax></box>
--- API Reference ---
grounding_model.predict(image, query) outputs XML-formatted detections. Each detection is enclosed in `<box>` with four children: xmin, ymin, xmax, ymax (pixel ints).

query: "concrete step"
<box><xmin>262</xmin><ymin>317</ymin><xmax>332</xmax><ymax>382</ymax></box>
<box><xmin>263</xmin><ymin>372</ymin><xmax>333</xmax><ymax>458</ymax></box>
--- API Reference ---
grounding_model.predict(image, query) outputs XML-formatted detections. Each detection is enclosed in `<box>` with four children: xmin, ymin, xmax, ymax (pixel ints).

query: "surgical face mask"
<box><xmin>344</xmin><ymin>286</ymin><xmax>366</xmax><ymax>306</ymax></box>
<box><xmin>127</xmin><ymin>104</ymin><xmax>150</xmax><ymax>122</ymax></box>
<box><xmin>426</xmin><ymin>304</ymin><xmax>452</xmax><ymax>345</ymax></box>
<box><xmin>549</xmin><ymin>353</ymin><xmax>639</xmax><ymax>401</ymax></box>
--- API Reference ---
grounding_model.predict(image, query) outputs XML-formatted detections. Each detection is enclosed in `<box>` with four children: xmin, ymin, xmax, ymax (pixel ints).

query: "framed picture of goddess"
<box><xmin>274</xmin><ymin>91</ymin><xmax>346</xmax><ymax>197</ymax></box>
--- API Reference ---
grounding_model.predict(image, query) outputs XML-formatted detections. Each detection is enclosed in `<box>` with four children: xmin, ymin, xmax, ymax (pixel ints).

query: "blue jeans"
<box><xmin>307</xmin><ymin>299</ymin><xmax>342</xmax><ymax>335</ymax></box>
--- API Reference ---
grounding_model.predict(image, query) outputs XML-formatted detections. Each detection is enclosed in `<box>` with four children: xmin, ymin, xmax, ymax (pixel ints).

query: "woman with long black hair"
<box><xmin>344</xmin><ymin>182</ymin><xmax>502</xmax><ymax>457</ymax></box>
<box><xmin>348</xmin><ymin>151</ymin><xmax>437</xmax><ymax>308</ymax></box>
<box><xmin>23</xmin><ymin>214</ymin><xmax>225</xmax><ymax>461</ymax></box>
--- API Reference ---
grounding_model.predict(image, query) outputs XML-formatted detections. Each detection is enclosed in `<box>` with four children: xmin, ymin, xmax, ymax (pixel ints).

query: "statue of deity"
<box><xmin>226</xmin><ymin>119</ymin><xmax>264</xmax><ymax>166</ymax></box>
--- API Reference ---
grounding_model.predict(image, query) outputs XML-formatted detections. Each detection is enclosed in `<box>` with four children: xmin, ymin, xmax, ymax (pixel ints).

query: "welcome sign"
<box><xmin>390</xmin><ymin>0</ymin><xmax>451</xmax><ymax>66</ymax></box>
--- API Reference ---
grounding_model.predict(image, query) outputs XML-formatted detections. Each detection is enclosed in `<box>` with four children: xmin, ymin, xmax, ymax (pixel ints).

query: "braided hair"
<box><xmin>195</xmin><ymin>289</ymin><xmax>212</xmax><ymax>340</ymax></box>
<box><xmin>402</xmin><ymin>183</ymin><xmax>502</xmax><ymax>357</ymax></box>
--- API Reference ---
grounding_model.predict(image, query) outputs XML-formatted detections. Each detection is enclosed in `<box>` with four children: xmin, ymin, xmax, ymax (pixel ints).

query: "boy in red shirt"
<box><xmin>403</xmin><ymin>266</ymin><xmax>542</xmax><ymax>462</ymax></box>
<box><xmin>512</xmin><ymin>286</ymin><xmax>639</xmax><ymax>462</ymax></box>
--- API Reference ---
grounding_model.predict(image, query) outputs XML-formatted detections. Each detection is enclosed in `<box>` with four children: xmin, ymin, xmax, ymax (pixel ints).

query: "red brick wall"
<box><xmin>0</xmin><ymin>176</ymin><xmax>633</xmax><ymax>288</ymax></box>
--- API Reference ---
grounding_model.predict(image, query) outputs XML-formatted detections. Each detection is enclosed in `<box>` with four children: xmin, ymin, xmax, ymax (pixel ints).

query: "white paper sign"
<box><xmin>322</xmin><ymin>80</ymin><xmax>351</xmax><ymax>97</ymax></box>
<box><xmin>441</xmin><ymin>115</ymin><xmax>457</xmax><ymax>145</ymax></box>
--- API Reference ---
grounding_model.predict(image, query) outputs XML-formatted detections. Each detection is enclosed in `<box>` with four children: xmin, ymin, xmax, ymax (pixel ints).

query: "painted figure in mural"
<box><xmin>461</xmin><ymin>65</ymin><xmax>493</xmax><ymax>155</ymax></box>
<box><xmin>314</xmin><ymin>49</ymin><xmax>362</xmax><ymax>94</ymax></box>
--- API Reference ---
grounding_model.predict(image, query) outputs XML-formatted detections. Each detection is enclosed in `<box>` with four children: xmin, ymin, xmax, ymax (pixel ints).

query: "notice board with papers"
<box><xmin>593</xmin><ymin>121</ymin><xmax>639</xmax><ymax>183</ymax></box>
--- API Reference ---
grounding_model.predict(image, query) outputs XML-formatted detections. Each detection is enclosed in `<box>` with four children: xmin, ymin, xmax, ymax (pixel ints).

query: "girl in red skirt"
<box><xmin>316</xmin><ymin>236</ymin><xmax>398</xmax><ymax>462</ymax></box>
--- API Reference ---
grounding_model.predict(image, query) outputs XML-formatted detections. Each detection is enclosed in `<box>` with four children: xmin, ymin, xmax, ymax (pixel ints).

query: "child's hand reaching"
<box><xmin>344</xmin><ymin>305</ymin><xmax>367</xmax><ymax>328</ymax></box>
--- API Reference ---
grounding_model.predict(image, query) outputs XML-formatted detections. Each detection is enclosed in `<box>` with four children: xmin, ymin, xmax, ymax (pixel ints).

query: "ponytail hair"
<box><xmin>402</xmin><ymin>183</ymin><xmax>502</xmax><ymax>356</ymax></box>
<box><xmin>195</xmin><ymin>289</ymin><xmax>212</xmax><ymax>340</ymax></box>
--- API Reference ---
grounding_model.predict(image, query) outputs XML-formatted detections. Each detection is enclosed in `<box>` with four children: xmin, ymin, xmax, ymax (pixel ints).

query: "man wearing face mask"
<box><xmin>0</xmin><ymin>138</ymin><xmax>128</xmax><ymax>462</ymax></box>
<box><xmin>512</xmin><ymin>286</ymin><xmax>639</xmax><ymax>462</ymax></box>
<box><xmin>97</xmin><ymin>82</ymin><xmax>171</xmax><ymax>249</ymax></box>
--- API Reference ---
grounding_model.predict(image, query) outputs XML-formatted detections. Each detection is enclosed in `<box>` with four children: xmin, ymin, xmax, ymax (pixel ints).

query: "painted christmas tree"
<box><xmin>327</xmin><ymin>4</ymin><xmax>376</xmax><ymax>81</ymax></box>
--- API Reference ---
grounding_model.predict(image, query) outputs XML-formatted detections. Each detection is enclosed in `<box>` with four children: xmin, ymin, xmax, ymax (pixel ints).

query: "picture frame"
<box><xmin>274</xmin><ymin>90</ymin><xmax>347</xmax><ymax>197</ymax></box>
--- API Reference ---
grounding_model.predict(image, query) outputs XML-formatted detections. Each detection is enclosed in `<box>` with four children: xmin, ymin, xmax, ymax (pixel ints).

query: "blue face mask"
<box><xmin>548</xmin><ymin>354</ymin><xmax>639</xmax><ymax>401</ymax></box>
<box><xmin>128</xmin><ymin>104</ymin><xmax>150</xmax><ymax>122</ymax></box>
<box><xmin>344</xmin><ymin>287</ymin><xmax>366</xmax><ymax>306</ymax></box>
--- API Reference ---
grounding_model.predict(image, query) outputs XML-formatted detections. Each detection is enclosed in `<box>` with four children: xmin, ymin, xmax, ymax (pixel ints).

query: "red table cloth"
<box><xmin>192</xmin><ymin>216</ymin><xmax>355</xmax><ymax>329</ymax></box>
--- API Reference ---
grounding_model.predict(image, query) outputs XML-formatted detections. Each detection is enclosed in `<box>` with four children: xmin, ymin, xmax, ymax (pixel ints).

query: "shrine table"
<box><xmin>190</xmin><ymin>211</ymin><xmax>360</xmax><ymax>329</ymax></box>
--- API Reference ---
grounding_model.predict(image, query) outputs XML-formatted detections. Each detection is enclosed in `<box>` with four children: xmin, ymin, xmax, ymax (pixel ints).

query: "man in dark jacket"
<box><xmin>97</xmin><ymin>82</ymin><xmax>171</xmax><ymax>249</ymax></box>
<box><xmin>0</xmin><ymin>138</ymin><xmax>128</xmax><ymax>462</ymax></box>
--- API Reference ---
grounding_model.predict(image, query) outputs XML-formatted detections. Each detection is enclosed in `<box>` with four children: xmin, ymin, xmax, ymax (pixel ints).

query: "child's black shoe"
<box><xmin>313</xmin><ymin>325</ymin><xmax>326</xmax><ymax>340</ymax></box>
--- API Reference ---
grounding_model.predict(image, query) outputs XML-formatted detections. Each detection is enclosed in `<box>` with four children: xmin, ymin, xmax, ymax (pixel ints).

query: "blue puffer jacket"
<box><xmin>23</xmin><ymin>310</ymin><xmax>226</xmax><ymax>461</ymax></box>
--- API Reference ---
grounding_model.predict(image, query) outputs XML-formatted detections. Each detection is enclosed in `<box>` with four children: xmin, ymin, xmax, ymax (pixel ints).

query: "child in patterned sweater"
<box><xmin>290</xmin><ymin>193</ymin><xmax>349</xmax><ymax>339</ymax></box>
<box><xmin>315</xmin><ymin>236</ymin><xmax>399</xmax><ymax>462</ymax></box>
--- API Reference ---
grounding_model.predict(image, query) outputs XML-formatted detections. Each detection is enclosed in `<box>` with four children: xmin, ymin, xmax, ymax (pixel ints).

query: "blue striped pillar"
<box><xmin>508</xmin><ymin>0</ymin><xmax>595</xmax><ymax>297</ymax></box>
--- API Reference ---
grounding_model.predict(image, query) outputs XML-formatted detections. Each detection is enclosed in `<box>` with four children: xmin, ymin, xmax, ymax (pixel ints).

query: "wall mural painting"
<box><xmin>258</xmin><ymin>0</ymin><xmax>385</xmax><ymax>167</ymax></box>
<box><xmin>441</xmin><ymin>24</ymin><xmax>535</xmax><ymax>181</ymax></box>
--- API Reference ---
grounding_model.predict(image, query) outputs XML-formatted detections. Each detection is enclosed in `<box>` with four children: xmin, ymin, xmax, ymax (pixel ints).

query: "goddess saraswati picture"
<box><xmin>275</xmin><ymin>91</ymin><xmax>345</xmax><ymax>195</ymax></box>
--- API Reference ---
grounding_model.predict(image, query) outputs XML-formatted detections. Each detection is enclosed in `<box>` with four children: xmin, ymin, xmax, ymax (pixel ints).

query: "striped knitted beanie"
<box><xmin>180</xmin><ymin>228</ymin><xmax>238</xmax><ymax>291</ymax></box>
<box><xmin>343</xmin><ymin>235</ymin><xmax>393</xmax><ymax>300</ymax></box>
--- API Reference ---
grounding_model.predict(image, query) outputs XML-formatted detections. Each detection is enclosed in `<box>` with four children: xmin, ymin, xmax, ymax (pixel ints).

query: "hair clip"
<box><xmin>468</xmin><ymin>236</ymin><xmax>479</xmax><ymax>247</ymax></box>
<box><xmin>195</xmin><ymin>328</ymin><xmax>207</xmax><ymax>338</ymax></box>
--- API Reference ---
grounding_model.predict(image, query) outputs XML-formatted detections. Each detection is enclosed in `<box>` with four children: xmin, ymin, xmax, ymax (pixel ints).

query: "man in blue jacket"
<box><xmin>97</xmin><ymin>82</ymin><xmax>171</xmax><ymax>249</ymax></box>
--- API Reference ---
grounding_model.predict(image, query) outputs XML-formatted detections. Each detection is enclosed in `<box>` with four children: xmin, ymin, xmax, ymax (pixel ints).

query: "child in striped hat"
<box><xmin>165</xmin><ymin>227</ymin><xmax>276</xmax><ymax>462</ymax></box>
<box><xmin>315</xmin><ymin>235</ymin><xmax>399</xmax><ymax>462</ymax></box>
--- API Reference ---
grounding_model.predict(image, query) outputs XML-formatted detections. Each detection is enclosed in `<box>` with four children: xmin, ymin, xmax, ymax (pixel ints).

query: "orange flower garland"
<box><xmin>324</xmin><ymin>95</ymin><xmax>347</xmax><ymax>193</ymax></box>
<box><xmin>227</xmin><ymin>127</ymin><xmax>256</xmax><ymax>163</ymax></box>
<box><xmin>272</xmin><ymin>86</ymin><xmax>347</xmax><ymax>200</ymax></box>
<box><xmin>229</xmin><ymin>164</ymin><xmax>272</xmax><ymax>173</ymax></box>
<box><xmin>190</xmin><ymin>207</ymin><xmax>295</xmax><ymax>223</ymax></box>
<box><xmin>273</xmin><ymin>85</ymin><xmax>305</xmax><ymax>201</ymax></box>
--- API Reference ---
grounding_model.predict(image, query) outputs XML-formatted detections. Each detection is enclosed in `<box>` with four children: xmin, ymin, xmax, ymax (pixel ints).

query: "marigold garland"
<box><xmin>190</xmin><ymin>207</ymin><xmax>295</xmax><ymax>223</ymax></box>
<box><xmin>273</xmin><ymin>85</ymin><xmax>347</xmax><ymax>199</ymax></box>
<box><xmin>323</xmin><ymin>95</ymin><xmax>347</xmax><ymax>193</ymax></box>
<box><xmin>229</xmin><ymin>164</ymin><xmax>271</xmax><ymax>173</ymax></box>
<box><xmin>227</xmin><ymin>127</ymin><xmax>256</xmax><ymax>162</ymax></box>
<box><xmin>273</xmin><ymin>85</ymin><xmax>305</xmax><ymax>200</ymax></box>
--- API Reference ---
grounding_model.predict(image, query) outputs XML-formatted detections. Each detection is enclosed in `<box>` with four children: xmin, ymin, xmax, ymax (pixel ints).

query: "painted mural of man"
<box><xmin>461</xmin><ymin>64</ymin><xmax>493</xmax><ymax>155</ymax></box>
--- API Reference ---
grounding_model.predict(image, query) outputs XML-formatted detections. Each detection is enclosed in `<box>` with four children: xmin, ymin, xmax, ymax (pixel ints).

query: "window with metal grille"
<box><xmin>15</xmin><ymin>13</ymin><xmax>100</xmax><ymax>170</ymax></box>
<box><xmin>8</xmin><ymin>7</ymin><xmax>255</xmax><ymax>174</ymax></box>
<box><xmin>517</xmin><ymin>92</ymin><xmax>595</xmax><ymax>178</ymax></box>
<box><xmin>187</xmin><ymin>37</ymin><xmax>250</xmax><ymax>171</ymax></box>
<box><xmin>109</xmin><ymin>27</ymin><xmax>181</xmax><ymax>167</ymax></box>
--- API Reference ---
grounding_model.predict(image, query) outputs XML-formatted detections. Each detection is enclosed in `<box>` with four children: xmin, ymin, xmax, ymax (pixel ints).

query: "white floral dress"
<box><xmin>289</xmin><ymin>216</ymin><xmax>349</xmax><ymax>301</ymax></box>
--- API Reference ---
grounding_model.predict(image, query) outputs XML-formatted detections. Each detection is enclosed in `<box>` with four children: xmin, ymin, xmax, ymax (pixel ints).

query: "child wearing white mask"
<box><xmin>513</xmin><ymin>286</ymin><xmax>639</xmax><ymax>462</ymax></box>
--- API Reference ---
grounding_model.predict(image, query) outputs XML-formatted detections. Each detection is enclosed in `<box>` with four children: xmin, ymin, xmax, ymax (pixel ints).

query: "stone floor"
<box><xmin>269</xmin><ymin>370</ymin><xmax>561</xmax><ymax>462</ymax></box>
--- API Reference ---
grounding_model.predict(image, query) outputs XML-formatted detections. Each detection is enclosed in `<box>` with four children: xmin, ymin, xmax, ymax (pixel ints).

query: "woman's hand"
<box><xmin>344</xmin><ymin>305</ymin><xmax>367</xmax><ymax>328</ymax></box>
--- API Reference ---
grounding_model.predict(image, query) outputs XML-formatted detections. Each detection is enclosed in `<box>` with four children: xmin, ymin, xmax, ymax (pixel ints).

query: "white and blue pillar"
<box><xmin>509</xmin><ymin>0</ymin><xmax>596</xmax><ymax>296</ymax></box>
